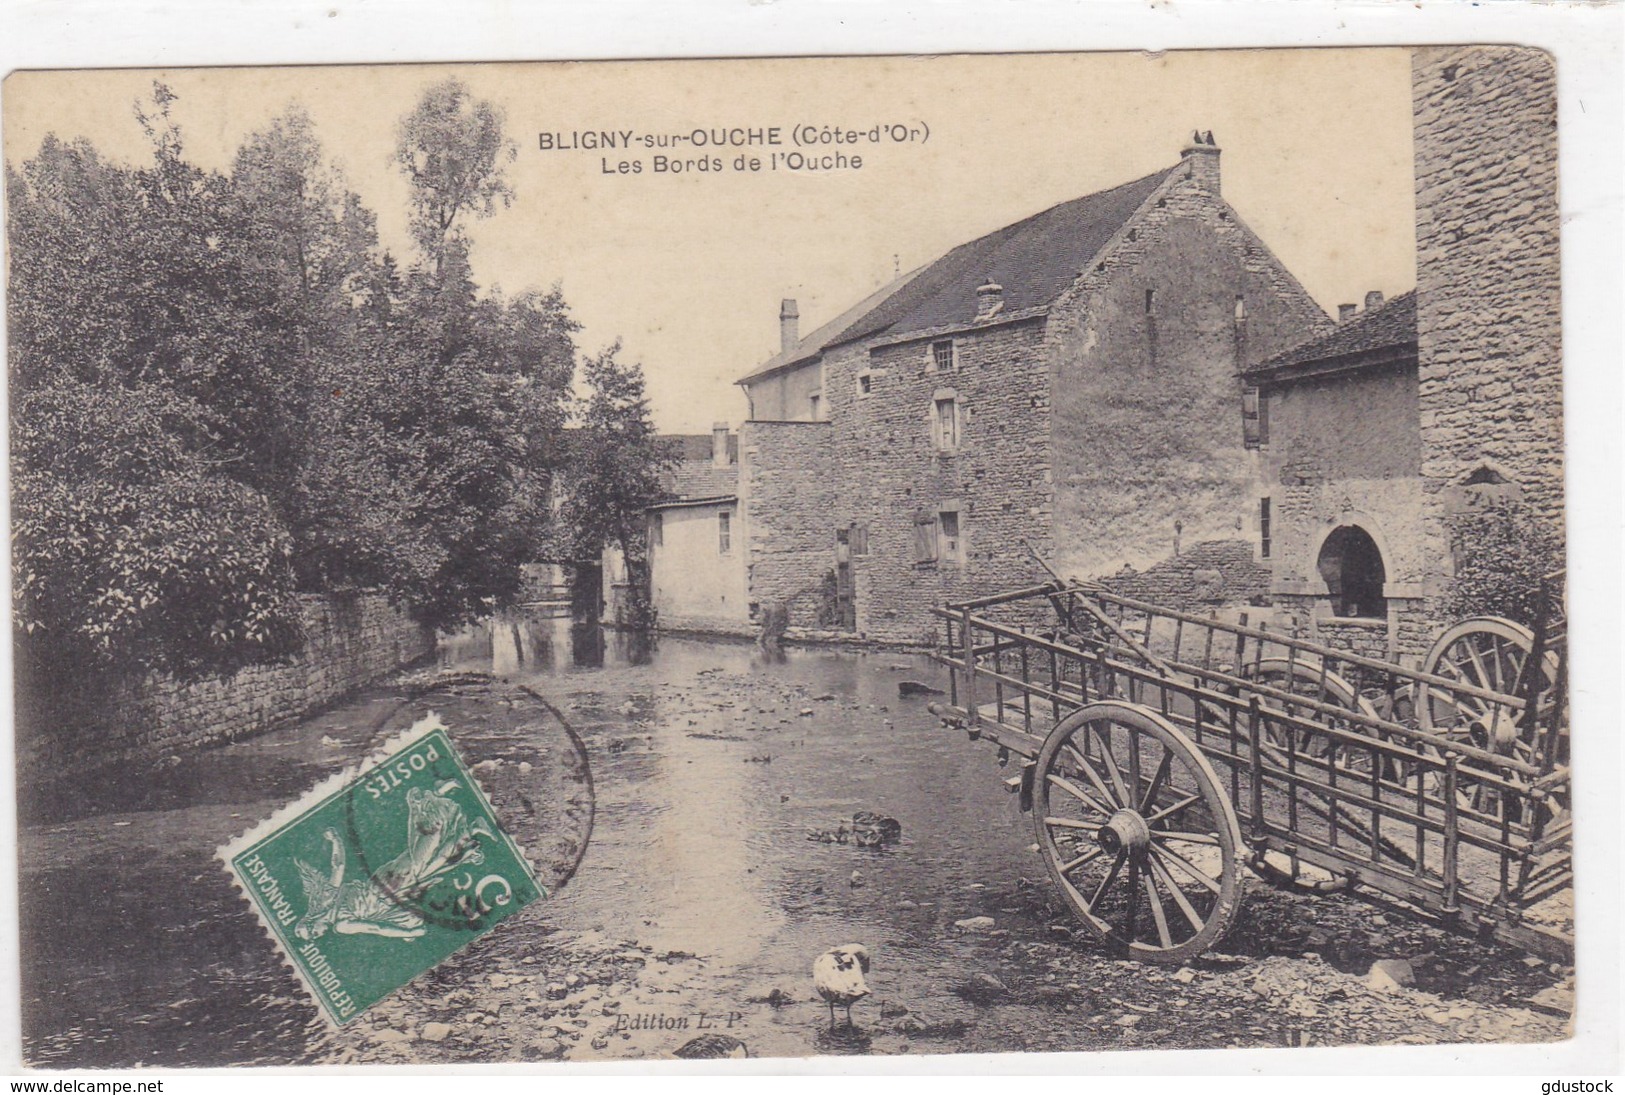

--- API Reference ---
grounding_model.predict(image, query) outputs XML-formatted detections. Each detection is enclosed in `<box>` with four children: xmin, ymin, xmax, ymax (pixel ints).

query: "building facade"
<box><xmin>739</xmin><ymin>134</ymin><xmax>1331</xmax><ymax>644</ymax></box>
<box><xmin>647</xmin><ymin>426</ymin><xmax>748</xmax><ymax>634</ymax></box>
<box><xmin>1239</xmin><ymin>48</ymin><xmax>1564</xmax><ymax>663</ymax></box>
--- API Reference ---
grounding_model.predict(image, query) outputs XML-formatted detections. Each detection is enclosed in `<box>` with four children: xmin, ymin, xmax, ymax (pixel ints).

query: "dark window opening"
<box><xmin>858</xmin><ymin>373</ymin><xmax>872</xmax><ymax>395</ymax></box>
<box><xmin>1145</xmin><ymin>288</ymin><xmax>1156</xmax><ymax>314</ymax></box>
<box><xmin>938</xmin><ymin>510</ymin><xmax>962</xmax><ymax>564</ymax></box>
<box><xmin>718</xmin><ymin>510</ymin><xmax>732</xmax><ymax>555</ymax></box>
<box><xmin>651</xmin><ymin>512</ymin><xmax>664</xmax><ymax>548</ymax></box>
<box><xmin>850</xmin><ymin>522</ymin><xmax>870</xmax><ymax>556</ymax></box>
<box><xmin>1464</xmin><ymin>465</ymin><xmax>1510</xmax><ymax>486</ymax></box>
<box><xmin>1317</xmin><ymin>525</ymin><xmax>1386</xmax><ymax>620</ymax></box>
<box><xmin>1258</xmin><ymin>498</ymin><xmax>1271</xmax><ymax>559</ymax></box>
<box><xmin>931</xmin><ymin>340</ymin><xmax>956</xmax><ymax>373</ymax></box>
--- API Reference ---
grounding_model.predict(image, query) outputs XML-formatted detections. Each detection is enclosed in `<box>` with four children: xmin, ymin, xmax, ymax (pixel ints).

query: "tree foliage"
<box><xmin>8</xmin><ymin>79</ymin><xmax>587</xmax><ymax>714</ymax></box>
<box><xmin>557</xmin><ymin>343</ymin><xmax>677</xmax><ymax>626</ymax></box>
<box><xmin>1441</xmin><ymin>497</ymin><xmax>1565</xmax><ymax>627</ymax></box>
<box><xmin>393</xmin><ymin>77</ymin><xmax>517</xmax><ymax>280</ymax></box>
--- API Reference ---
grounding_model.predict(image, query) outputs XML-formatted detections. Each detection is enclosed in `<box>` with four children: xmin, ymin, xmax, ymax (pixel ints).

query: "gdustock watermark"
<box><xmin>1541</xmin><ymin>1083</ymin><xmax>1615</xmax><ymax>1094</ymax></box>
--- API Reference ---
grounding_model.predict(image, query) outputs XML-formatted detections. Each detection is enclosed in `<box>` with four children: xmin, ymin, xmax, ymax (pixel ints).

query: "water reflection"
<box><xmin>444</xmin><ymin>615</ymin><xmax>659</xmax><ymax>676</ymax></box>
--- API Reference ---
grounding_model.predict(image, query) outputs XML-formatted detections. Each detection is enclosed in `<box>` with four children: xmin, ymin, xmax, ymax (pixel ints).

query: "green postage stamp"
<box><xmin>219</xmin><ymin>716</ymin><xmax>545</xmax><ymax>1025</ymax></box>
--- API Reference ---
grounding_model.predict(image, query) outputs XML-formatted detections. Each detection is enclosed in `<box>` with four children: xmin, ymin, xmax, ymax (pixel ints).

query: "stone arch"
<box><xmin>1307</xmin><ymin>513</ymin><xmax>1397</xmax><ymax>621</ymax></box>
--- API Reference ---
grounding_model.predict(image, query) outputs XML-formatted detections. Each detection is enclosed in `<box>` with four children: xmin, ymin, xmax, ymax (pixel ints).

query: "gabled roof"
<box><xmin>1247</xmin><ymin>290</ymin><xmax>1416</xmax><ymax>383</ymax></box>
<box><xmin>736</xmin><ymin>164</ymin><xmax>1177</xmax><ymax>384</ymax></box>
<box><xmin>737</xmin><ymin>268</ymin><xmax>924</xmax><ymax>385</ymax></box>
<box><xmin>658</xmin><ymin>433</ymin><xmax>738</xmax><ymax>501</ymax></box>
<box><xmin>829</xmin><ymin>166</ymin><xmax>1177</xmax><ymax>348</ymax></box>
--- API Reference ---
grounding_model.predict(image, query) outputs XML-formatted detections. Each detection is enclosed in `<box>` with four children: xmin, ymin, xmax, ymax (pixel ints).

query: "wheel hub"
<box><xmin>1097</xmin><ymin>808</ymin><xmax>1152</xmax><ymax>857</ymax></box>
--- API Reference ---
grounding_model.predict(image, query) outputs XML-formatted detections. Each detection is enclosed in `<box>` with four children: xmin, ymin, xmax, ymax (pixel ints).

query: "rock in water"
<box><xmin>852</xmin><ymin>811</ymin><xmax>903</xmax><ymax>846</ymax></box>
<box><xmin>674</xmin><ymin>1034</ymin><xmax>749</xmax><ymax>1059</ymax></box>
<box><xmin>898</xmin><ymin>681</ymin><xmax>945</xmax><ymax>698</ymax></box>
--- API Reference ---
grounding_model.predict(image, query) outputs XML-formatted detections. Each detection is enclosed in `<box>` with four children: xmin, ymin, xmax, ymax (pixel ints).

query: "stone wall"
<box><xmin>1046</xmin><ymin>153</ymin><xmax>1332</xmax><ymax>580</ymax></box>
<box><xmin>1413</xmin><ymin>46</ymin><xmax>1565</xmax><ymax>620</ymax></box>
<box><xmin>738</xmin><ymin>419</ymin><xmax>840</xmax><ymax>629</ymax></box>
<box><xmin>1104</xmin><ymin>540</ymin><xmax>1270</xmax><ymax>612</ymax></box>
<box><xmin>822</xmin><ymin>320</ymin><xmax>1056</xmax><ymax>645</ymax></box>
<box><xmin>21</xmin><ymin>592</ymin><xmax>434</xmax><ymax>776</ymax></box>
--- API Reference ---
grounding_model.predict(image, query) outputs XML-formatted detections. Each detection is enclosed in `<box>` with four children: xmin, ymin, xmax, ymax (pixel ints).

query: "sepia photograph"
<box><xmin>1</xmin><ymin>33</ymin><xmax>1611</xmax><ymax>1074</ymax></box>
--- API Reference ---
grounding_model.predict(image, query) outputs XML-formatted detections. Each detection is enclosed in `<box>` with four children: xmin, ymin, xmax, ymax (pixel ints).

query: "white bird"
<box><xmin>812</xmin><ymin>944</ymin><xmax>871</xmax><ymax>1029</ymax></box>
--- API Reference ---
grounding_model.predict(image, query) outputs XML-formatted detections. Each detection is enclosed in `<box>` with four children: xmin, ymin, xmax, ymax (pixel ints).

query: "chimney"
<box><xmin>779</xmin><ymin>298</ymin><xmax>799</xmax><ymax>355</ymax></box>
<box><xmin>975</xmin><ymin>278</ymin><xmax>1004</xmax><ymax>321</ymax></box>
<box><xmin>1364</xmin><ymin>290</ymin><xmax>1385</xmax><ymax>312</ymax></box>
<box><xmin>712</xmin><ymin>422</ymin><xmax>730</xmax><ymax>468</ymax></box>
<box><xmin>1179</xmin><ymin>129</ymin><xmax>1221</xmax><ymax>193</ymax></box>
<box><xmin>1338</xmin><ymin>303</ymin><xmax>1358</xmax><ymax>322</ymax></box>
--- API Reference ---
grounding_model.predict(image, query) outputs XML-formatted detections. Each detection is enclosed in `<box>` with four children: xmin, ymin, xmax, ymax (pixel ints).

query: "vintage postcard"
<box><xmin>6</xmin><ymin>46</ymin><xmax>1583</xmax><ymax>1067</ymax></box>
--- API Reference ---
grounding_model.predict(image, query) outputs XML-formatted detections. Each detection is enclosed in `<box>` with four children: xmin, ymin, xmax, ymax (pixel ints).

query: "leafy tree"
<box><xmin>393</xmin><ymin>77</ymin><xmax>516</xmax><ymax>281</ymax></box>
<box><xmin>558</xmin><ymin>343</ymin><xmax>677</xmax><ymax>626</ymax></box>
<box><xmin>1441</xmin><ymin>497</ymin><xmax>1565</xmax><ymax>627</ymax></box>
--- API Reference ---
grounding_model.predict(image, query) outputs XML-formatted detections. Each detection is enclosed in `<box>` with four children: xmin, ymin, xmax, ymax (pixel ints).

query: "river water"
<box><xmin>19</xmin><ymin>615</ymin><xmax>1050</xmax><ymax>1065</ymax></box>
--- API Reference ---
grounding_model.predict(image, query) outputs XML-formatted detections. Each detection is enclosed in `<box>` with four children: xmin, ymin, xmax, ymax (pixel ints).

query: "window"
<box><xmin>718</xmin><ymin>510</ymin><xmax>732</xmax><ymax>554</ymax></box>
<box><xmin>934</xmin><ymin>396</ymin><xmax>960</xmax><ymax>451</ymax></box>
<box><xmin>1145</xmin><ymin>288</ymin><xmax>1156</xmax><ymax>314</ymax></box>
<box><xmin>1258</xmin><ymin>498</ymin><xmax>1271</xmax><ymax>559</ymax></box>
<box><xmin>849</xmin><ymin>522</ymin><xmax>870</xmax><ymax>556</ymax></box>
<box><xmin>1316</xmin><ymin>525</ymin><xmax>1386</xmax><ymax>620</ymax></box>
<box><xmin>931</xmin><ymin>339</ymin><xmax>956</xmax><ymax>373</ymax></box>
<box><xmin>808</xmin><ymin>392</ymin><xmax>822</xmax><ymax>421</ymax></box>
<box><xmin>650</xmin><ymin>511</ymin><xmax>664</xmax><ymax>548</ymax></box>
<box><xmin>913</xmin><ymin>510</ymin><xmax>938</xmax><ymax>564</ymax></box>
<box><xmin>857</xmin><ymin>372</ymin><xmax>873</xmax><ymax>396</ymax></box>
<box><xmin>938</xmin><ymin>510</ymin><xmax>962</xmax><ymax>565</ymax></box>
<box><xmin>1241</xmin><ymin>385</ymin><xmax>1269</xmax><ymax>448</ymax></box>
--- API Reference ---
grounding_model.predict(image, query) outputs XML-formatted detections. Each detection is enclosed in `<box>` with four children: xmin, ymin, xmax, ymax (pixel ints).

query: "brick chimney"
<box><xmin>1180</xmin><ymin>129</ymin><xmax>1221</xmax><ymax>193</ymax></box>
<box><xmin>1364</xmin><ymin>290</ymin><xmax>1385</xmax><ymax>312</ymax></box>
<box><xmin>712</xmin><ymin>422</ymin><xmax>730</xmax><ymax>467</ymax></box>
<box><xmin>779</xmin><ymin>298</ymin><xmax>799</xmax><ymax>355</ymax></box>
<box><xmin>1338</xmin><ymin>303</ymin><xmax>1358</xmax><ymax>322</ymax></box>
<box><xmin>975</xmin><ymin>278</ymin><xmax>1004</xmax><ymax>321</ymax></box>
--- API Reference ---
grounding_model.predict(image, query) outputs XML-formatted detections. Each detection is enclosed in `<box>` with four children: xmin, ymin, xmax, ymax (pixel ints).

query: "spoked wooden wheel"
<box><xmin>1413</xmin><ymin>617</ymin><xmax>1562</xmax><ymax>820</ymax></box>
<box><xmin>1033</xmin><ymin>701</ymin><xmax>1243</xmax><ymax>963</ymax></box>
<box><xmin>1416</xmin><ymin>617</ymin><xmax>1559</xmax><ymax>760</ymax></box>
<box><xmin>1243</xmin><ymin>657</ymin><xmax>1383</xmax><ymax>768</ymax></box>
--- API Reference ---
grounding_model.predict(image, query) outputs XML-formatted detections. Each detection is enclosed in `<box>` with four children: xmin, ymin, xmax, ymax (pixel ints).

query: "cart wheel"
<box><xmin>1416</xmin><ymin>617</ymin><xmax>1559</xmax><ymax>760</ymax></box>
<box><xmin>1033</xmin><ymin>701</ymin><xmax>1243</xmax><ymax>963</ymax></box>
<box><xmin>1242</xmin><ymin>657</ymin><xmax>1382</xmax><ymax>761</ymax></box>
<box><xmin>1413</xmin><ymin>617</ymin><xmax>1562</xmax><ymax>819</ymax></box>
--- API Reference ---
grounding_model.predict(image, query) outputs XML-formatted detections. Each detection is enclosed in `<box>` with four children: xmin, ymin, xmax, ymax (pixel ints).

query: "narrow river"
<box><xmin>20</xmin><ymin>615</ymin><xmax>1051</xmax><ymax>1065</ymax></box>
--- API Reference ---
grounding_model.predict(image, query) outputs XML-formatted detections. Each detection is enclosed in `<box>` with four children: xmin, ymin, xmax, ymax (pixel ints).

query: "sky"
<box><xmin>4</xmin><ymin>49</ymin><xmax>1417</xmax><ymax>433</ymax></box>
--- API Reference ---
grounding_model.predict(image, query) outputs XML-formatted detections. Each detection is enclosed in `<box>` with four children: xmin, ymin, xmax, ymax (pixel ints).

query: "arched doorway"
<box><xmin>1317</xmin><ymin>525</ymin><xmax>1387</xmax><ymax>620</ymax></box>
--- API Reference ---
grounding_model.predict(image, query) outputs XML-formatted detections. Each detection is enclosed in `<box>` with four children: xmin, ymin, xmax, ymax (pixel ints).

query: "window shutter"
<box><xmin>914</xmin><ymin>511</ymin><xmax>938</xmax><ymax>563</ymax></box>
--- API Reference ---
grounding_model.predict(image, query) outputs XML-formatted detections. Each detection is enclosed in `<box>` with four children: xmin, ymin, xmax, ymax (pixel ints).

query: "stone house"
<box><xmin>610</xmin><ymin>426</ymin><xmax>749</xmax><ymax>634</ymax></box>
<box><xmin>1243</xmin><ymin>290</ymin><xmax>1428</xmax><ymax>659</ymax></box>
<box><xmin>737</xmin><ymin>133</ymin><xmax>1331</xmax><ymax>644</ymax></box>
<box><xmin>1243</xmin><ymin>47</ymin><xmax>1563</xmax><ymax>662</ymax></box>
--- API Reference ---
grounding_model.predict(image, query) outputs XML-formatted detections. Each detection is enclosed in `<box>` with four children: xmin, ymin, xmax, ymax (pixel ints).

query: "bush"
<box><xmin>1440</xmin><ymin>498</ymin><xmax>1565</xmax><ymax>627</ymax></box>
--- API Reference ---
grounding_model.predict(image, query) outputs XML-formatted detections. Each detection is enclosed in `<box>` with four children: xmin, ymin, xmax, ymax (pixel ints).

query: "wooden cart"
<box><xmin>927</xmin><ymin>576</ymin><xmax>1572</xmax><ymax>964</ymax></box>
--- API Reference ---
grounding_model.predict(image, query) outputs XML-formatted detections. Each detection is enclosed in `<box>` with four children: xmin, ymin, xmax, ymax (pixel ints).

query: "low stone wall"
<box><xmin>23</xmin><ymin>592</ymin><xmax>434</xmax><ymax>776</ymax></box>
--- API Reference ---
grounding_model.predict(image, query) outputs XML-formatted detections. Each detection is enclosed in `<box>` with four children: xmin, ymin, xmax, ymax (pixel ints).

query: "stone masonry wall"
<box><xmin>1413</xmin><ymin>47</ymin><xmax>1565</xmax><ymax>622</ymax></box>
<box><xmin>821</xmin><ymin>321</ymin><xmax>1055</xmax><ymax>645</ymax></box>
<box><xmin>23</xmin><ymin>592</ymin><xmax>434</xmax><ymax>776</ymax></box>
<box><xmin>738</xmin><ymin>419</ymin><xmax>841</xmax><ymax>629</ymax></box>
<box><xmin>1046</xmin><ymin>153</ymin><xmax>1333</xmax><ymax>581</ymax></box>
